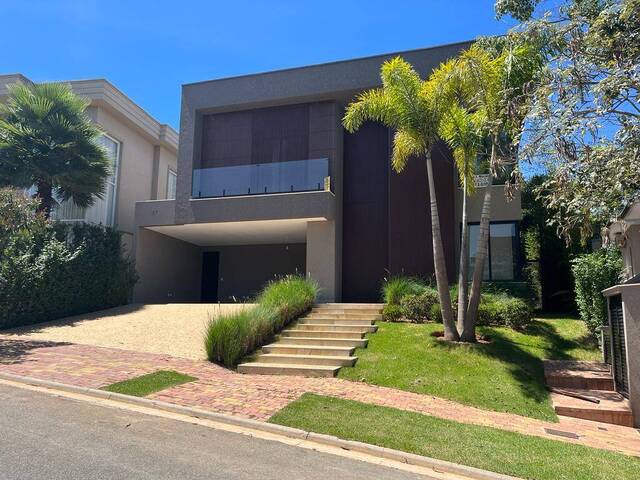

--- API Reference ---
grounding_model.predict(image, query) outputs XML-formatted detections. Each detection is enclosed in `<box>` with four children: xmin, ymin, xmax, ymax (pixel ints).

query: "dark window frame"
<box><xmin>465</xmin><ymin>220</ymin><xmax>522</xmax><ymax>282</ymax></box>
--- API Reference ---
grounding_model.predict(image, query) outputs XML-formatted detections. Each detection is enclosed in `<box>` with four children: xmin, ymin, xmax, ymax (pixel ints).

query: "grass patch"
<box><xmin>270</xmin><ymin>394</ymin><xmax>639</xmax><ymax>480</ymax></box>
<box><xmin>103</xmin><ymin>370</ymin><xmax>196</xmax><ymax>397</ymax></box>
<box><xmin>338</xmin><ymin>315</ymin><xmax>599</xmax><ymax>421</ymax></box>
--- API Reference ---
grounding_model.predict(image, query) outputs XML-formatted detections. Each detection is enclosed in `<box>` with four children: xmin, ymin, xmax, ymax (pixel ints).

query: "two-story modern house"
<box><xmin>0</xmin><ymin>74</ymin><xmax>178</xmax><ymax>253</ymax></box>
<box><xmin>133</xmin><ymin>41</ymin><xmax>522</xmax><ymax>303</ymax></box>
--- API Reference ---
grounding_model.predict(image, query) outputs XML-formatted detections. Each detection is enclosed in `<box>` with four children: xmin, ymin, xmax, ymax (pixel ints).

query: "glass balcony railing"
<box><xmin>192</xmin><ymin>158</ymin><xmax>330</xmax><ymax>199</ymax></box>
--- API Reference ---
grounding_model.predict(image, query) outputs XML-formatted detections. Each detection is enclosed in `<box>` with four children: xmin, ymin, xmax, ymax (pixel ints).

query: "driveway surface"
<box><xmin>1</xmin><ymin>303</ymin><xmax>248</xmax><ymax>360</ymax></box>
<box><xmin>0</xmin><ymin>383</ymin><xmax>428</xmax><ymax>480</ymax></box>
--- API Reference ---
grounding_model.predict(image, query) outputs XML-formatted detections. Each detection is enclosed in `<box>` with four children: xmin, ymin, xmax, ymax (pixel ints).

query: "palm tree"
<box><xmin>343</xmin><ymin>57</ymin><xmax>459</xmax><ymax>341</ymax></box>
<box><xmin>455</xmin><ymin>41</ymin><xmax>544</xmax><ymax>341</ymax></box>
<box><xmin>0</xmin><ymin>82</ymin><xmax>110</xmax><ymax>218</ymax></box>
<box><xmin>439</xmin><ymin>104</ymin><xmax>485</xmax><ymax>335</ymax></box>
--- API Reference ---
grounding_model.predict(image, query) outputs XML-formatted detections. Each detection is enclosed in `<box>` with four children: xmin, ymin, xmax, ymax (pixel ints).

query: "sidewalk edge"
<box><xmin>0</xmin><ymin>371</ymin><xmax>519</xmax><ymax>480</ymax></box>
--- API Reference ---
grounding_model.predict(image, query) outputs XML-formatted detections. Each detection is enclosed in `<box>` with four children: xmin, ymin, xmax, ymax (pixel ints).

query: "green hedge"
<box><xmin>204</xmin><ymin>276</ymin><xmax>318</xmax><ymax>367</ymax></box>
<box><xmin>572</xmin><ymin>247</ymin><xmax>623</xmax><ymax>337</ymax></box>
<box><xmin>381</xmin><ymin>277</ymin><xmax>532</xmax><ymax>329</ymax></box>
<box><xmin>0</xmin><ymin>190</ymin><xmax>137</xmax><ymax>329</ymax></box>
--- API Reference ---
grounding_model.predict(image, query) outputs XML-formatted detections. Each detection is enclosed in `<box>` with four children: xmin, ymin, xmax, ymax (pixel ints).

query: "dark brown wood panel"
<box><xmin>200</xmin><ymin>104</ymin><xmax>310</xmax><ymax>169</ymax></box>
<box><xmin>342</xmin><ymin>122</ymin><xmax>390</xmax><ymax>302</ymax></box>
<box><xmin>388</xmin><ymin>140</ymin><xmax>456</xmax><ymax>283</ymax></box>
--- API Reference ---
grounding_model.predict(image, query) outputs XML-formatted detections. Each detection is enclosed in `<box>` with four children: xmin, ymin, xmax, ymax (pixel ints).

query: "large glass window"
<box><xmin>52</xmin><ymin>134</ymin><xmax>119</xmax><ymax>226</ymax></box>
<box><xmin>468</xmin><ymin>222</ymin><xmax>519</xmax><ymax>281</ymax></box>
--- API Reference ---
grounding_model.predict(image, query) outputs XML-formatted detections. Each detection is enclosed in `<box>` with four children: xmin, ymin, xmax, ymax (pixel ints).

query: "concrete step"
<box><xmin>262</xmin><ymin>344</ymin><xmax>356</xmax><ymax>356</ymax></box>
<box><xmin>298</xmin><ymin>318</ymin><xmax>375</xmax><ymax>326</ymax></box>
<box><xmin>551</xmin><ymin>389</ymin><xmax>634</xmax><ymax>427</ymax></box>
<box><xmin>295</xmin><ymin>324</ymin><xmax>377</xmax><ymax>333</ymax></box>
<box><xmin>544</xmin><ymin>360</ymin><xmax>614</xmax><ymax>391</ymax></box>
<box><xmin>315</xmin><ymin>303</ymin><xmax>383</xmax><ymax>309</ymax></box>
<box><xmin>281</xmin><ymin>329</ymin><xmax>365</xmax><ymax>339</ymax></box>
<box><xmin>237</xmin><ymin>362</ymin><xmax>340</xmax><ymax>377</ymax></box>
<box><xmin>277</xmin><ymin>336</ymin><xmax>368</xmax><ymax>348</ymax></box>
<box><xmin>305</xmin><ymin>313</ymin><xmax>382</xmax><ymax>320</ymax></box>
<box><xmin>256</xmin><ymin>353</ymin><xmax>357</xmax><ymax>367</ymax></box>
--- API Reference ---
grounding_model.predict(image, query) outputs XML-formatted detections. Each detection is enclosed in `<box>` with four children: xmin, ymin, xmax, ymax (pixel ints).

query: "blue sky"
<box><xmin>0</xmin><ymin>1</ymin><xmax>517</xmax><ymax>129</ymax></box>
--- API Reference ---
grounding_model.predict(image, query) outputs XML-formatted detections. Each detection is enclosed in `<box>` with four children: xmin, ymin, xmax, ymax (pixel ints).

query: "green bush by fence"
<box><xmin>204</xmin><ymin>276</ymin><xmax>318</xmax><ymax>367</ymax></box>
<box><xmin>571</xmin><ymin>247</ymin><xmax>623</xmax><ymax>337</ymax></box>
<box><xmin>0</xmin><ymin>189</ymin><xmax>137</xmax><ymax>329</ymax></box>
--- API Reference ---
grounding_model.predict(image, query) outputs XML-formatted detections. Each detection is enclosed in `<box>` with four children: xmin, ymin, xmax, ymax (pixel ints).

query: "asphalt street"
<box><xmin>0</xmin><ymin>383</ymin><xmax>430</xmax><ymax>480</ymax></box>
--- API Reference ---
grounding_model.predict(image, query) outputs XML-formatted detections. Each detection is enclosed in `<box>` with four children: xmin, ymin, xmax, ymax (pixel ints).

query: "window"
<box><xmin>166</xmin><ymin>169</ymin><xmax>177</xmax><ymax>199</ymax></box>
<box><xmin>52</xmin><ymin>134</ymin><xmax>119</xmax><ymax>227</ymax></box>
<box><xmin>468</xmin><ymin>222</ymin><xmax>519</xmax><ymax>281</ymax></box>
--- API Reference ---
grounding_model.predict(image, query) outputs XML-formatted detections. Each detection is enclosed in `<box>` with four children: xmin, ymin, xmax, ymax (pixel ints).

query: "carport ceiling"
<box><xmin>147</xmin><ymin>218</ymin><xmax>325</xmax><ymax>246</ymax></box>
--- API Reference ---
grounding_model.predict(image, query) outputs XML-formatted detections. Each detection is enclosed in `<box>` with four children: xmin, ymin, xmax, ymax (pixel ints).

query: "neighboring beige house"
<box><xmin>0</xmin><ymin>74</ymin><xmax>178</xmax><ymax>252</ymax></box>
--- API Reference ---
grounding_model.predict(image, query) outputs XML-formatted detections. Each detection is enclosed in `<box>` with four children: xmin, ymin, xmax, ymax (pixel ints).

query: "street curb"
<box><xmin>0</xmin><ymin>371</ymin><xmax>519</xmax><ymax>480</ymax></box>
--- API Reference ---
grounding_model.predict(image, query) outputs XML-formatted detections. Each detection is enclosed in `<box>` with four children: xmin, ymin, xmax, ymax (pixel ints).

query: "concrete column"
<box><xmin>621</xmin><ymin>285</ymin><xmax>640</xmax><ymax>426</ymax></box>
<box><xmin>306</xmin><ymin>220</ymin><xmax>340</xmax><ymax>302</ymax></box>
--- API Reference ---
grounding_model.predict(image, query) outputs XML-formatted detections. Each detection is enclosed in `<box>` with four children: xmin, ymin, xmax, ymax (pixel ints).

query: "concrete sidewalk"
<box><xmin>1</xmin><ymin>335</ymin><xmax>639</xmax><ymax>457</ymax></box>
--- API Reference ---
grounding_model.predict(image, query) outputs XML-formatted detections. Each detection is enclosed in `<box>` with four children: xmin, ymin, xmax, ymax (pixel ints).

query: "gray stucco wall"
<box><xmin>206</xmin><ymin>244</ymin><xmax>306</xmax><ymax>302</ymax></box>
<box><xmin>134</xmin><ymin>228</ymin><xmax>202</xmax><ymax>303</ymax></box>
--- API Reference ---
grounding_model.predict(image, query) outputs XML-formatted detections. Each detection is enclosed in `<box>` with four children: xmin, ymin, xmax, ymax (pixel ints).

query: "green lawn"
<box><xmin>338</xmin><ymin>316</ymin><xmax>599</xmax><ymax>421</ymax></box>
<box><xmin>103</xmin><ymin>370</ymin><xmax>197</xmax><ymax>397</ymax></box>
<box><xmin>270</xmin><ymin>394</ymin><xmax>639</xmax><ymax>480</ymax></box>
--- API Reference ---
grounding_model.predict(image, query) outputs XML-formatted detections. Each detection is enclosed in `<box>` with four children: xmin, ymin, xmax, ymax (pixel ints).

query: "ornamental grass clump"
<box><xmin>204</xmin><ymin>276</ymin><xmax>318</xmax><ymax>367</ymax></box>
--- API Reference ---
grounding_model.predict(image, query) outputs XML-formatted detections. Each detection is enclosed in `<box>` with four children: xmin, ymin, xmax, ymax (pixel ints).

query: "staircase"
<box><xmin>544</xmin><ymin>360</ymin><xmax>633</xmax><ymax>427</ymax></box>
<box><xmin>237</xmin><ymin>303</ymin><xmax>383</xmax><ymax>377</ymax></box>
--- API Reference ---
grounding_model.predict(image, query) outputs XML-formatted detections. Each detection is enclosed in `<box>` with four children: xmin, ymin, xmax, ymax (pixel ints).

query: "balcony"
<box><xmin>192</xmin><ymin>158</ymin><xmax>329</xmax><ymax>199</ymax></box>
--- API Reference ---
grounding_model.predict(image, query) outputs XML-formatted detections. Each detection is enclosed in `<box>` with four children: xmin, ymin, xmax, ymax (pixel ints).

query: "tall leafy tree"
<box><xmin>0</xmin><ymin>82</ymin><xmax>110</xmax><ymax>218</ymax></box>
<box><xmin>495</xmin><ymin>0</ymin><xmax>640</xmax><ymax>241</ymax></box>
<box><xmin>343</xmin><ymin>57</ymin><xmax>460</xmax><ymax>341</ymax></box>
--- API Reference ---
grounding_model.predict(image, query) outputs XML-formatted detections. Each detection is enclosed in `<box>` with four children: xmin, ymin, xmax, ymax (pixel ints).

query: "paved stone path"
<box><xmin>1</xmin><ymin>336</ymin><xmax>639</xmax><ymax>457</ymax></box>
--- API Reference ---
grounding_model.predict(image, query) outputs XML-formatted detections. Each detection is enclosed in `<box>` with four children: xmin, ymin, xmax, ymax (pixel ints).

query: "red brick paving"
<box><xmin>1</xmin><ymin>336</ymin><xmax>639</xmax><ymax>456</ymax></box>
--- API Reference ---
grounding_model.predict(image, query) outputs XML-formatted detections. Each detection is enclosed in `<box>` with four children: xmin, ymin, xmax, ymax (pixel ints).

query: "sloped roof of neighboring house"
<box><xmin>0</xmin><ymin>74</ymin><xmax>178</xmax><ymax>153</ymax></box>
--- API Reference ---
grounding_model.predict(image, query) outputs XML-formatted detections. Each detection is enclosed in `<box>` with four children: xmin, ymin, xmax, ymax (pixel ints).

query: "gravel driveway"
<box><xmin>1</xmin><ymin>303</ymin><xmax>250</xmax><ymax>360</ymax></box>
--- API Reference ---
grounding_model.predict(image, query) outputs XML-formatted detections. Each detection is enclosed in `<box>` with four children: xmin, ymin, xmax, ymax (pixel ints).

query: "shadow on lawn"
<box><xmin>0</xmin><ymin>337</ymin><xmax>72</xmax><ymax>365</ymax></box>
<box><xmin>431</xmin><ymin>325</ymin><xmax>551</xmax><ymax>406</ymax></box>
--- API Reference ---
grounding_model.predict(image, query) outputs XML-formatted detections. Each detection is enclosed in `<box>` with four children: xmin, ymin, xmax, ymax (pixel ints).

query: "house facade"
<box><xmin>0</xmin><ymin>74</ymin><xmax>178</xmax><ymax>253</ymax></box>
<box><xmin>134</xmin><ymin>41</ymin><xmax>522</xmax><ymax>303</ymax></box>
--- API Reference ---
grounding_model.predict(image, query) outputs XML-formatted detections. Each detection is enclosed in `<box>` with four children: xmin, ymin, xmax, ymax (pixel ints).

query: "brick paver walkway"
<box><xmin>1</xmin><ymin>336</ymin><xmax>639</xmax><ymax>457</ymax></box>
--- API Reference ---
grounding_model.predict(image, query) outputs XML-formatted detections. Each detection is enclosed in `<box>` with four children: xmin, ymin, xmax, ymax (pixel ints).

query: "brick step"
<box><xmin>551</xmin><ymin>389</ymin><xmax>634</xmax><ymax>427</ymax></box>
<box><xmin>276</xmin><ymin>336</ymin><xmax>368</xmax><ymax>348</ymax></box>
<box><xmin>298</xmin><ymin>318</ymin><xmax>375</xmax><ymax>326</ymax></box>
<box><xmin>261</xmin><ymin>344</ymin><xmax>356</xmax><ymax>356</ymax></box>
<box><xmin>281</xmin><ymin>329</ymin><xmax>365</xmax><ymax>339</ymax></box>
<box><xmin>544</xmin><ymin>360</ymin><xmax>614</xmax><ymax>390</ymax></box>
<box><xmin>255</xmin><ymin>353</ymin><xmax>357</xmax><ymax>367</ymax></box>
<box><xmin>237</xmin><ymin>362</ymin><xmax>339</xmax><ymax>377</ymax></box>
<box><xmin>294</xmin><ymin>324</ymin><xmax>377</xmax><ymax>333</ymax></box>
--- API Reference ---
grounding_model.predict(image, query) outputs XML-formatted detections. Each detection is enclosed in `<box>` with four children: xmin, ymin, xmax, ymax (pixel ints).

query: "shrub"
<box><xmin>381</xmin><ymin>277</ymin><xmax>426</xmax><ymax>305</ymax></box>
<box><xmin>572</xmin><ymin>247</ymin><xmax>623</xmax><ymax>337</ymax></box>
<box><xmin>382</xmin><ymin>304</ymin><xmax>403</xmax><ymax>322</ymax></box>
<box><xmin>477</xmin><ymin>293</ymin><xmax>533</xmax><ymax>329</ymax></box>
<box><xmin>400</xmin><ymin>288</ymin><xmax>439</xmax><ymax>323</ymax></box>
<box><xmin>0</xmin><ymin>190</ymin><xmax>137</xmax><ymax>329</ymax></box>
<box><xmin>204</xmin><ymin>276</ymin><xmax>318</xmax><ymax>367</ymax></box>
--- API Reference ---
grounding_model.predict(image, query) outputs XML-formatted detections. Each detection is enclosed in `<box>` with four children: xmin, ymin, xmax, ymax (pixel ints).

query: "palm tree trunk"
<box><xmin>425</xmin><ymin>152</ymin><xmax>459</xmax><ymax>341</ymax></box>
<box><xmin>463</xmin><ymin>138</ymin><xmax>497</xmax><ymax>342</ymax></box>
<box><xmin>36</xmin><ymin>181</ymin><xmax>53</xmax><ymax>219</ymax></box>
<box><xmin>456</xmin><ymin>175</ymin><xmax>469</xmax><ymax>336</ymax></box>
